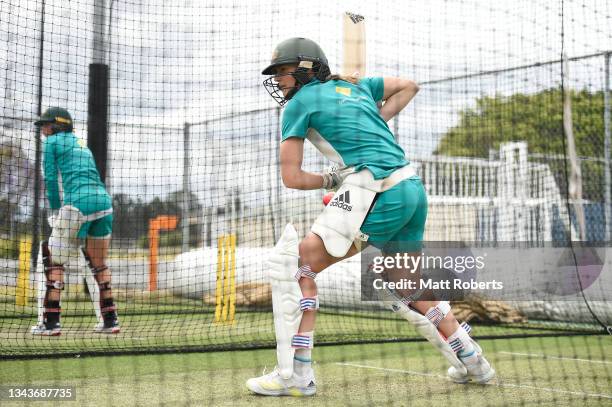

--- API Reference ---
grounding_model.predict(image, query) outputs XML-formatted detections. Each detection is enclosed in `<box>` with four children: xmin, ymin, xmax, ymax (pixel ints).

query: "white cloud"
<box><xmin>2</xmin><ymin>0</ymin><xmax>610</xmax><ymax>201</ymax></box>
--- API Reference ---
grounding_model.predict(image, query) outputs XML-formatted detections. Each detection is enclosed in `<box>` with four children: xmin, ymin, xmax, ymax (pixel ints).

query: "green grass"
<box><xmin>2</xmin><ymin>284</ymin><xmax>609</xmax><ymax>405</ymax></box>
<box><xmin>1</xmin><ymin>283</ymin><xmax>603</xmax><ymax>357</ymax></box>
<box><xmin>1</xmin><ymin>299</ymin><xmax>590</xmax><ymax>358</ymax></box>
<box><xmin>0</xmin><ymin>336</ymin><xmax>610</xmax><ymax>406</ymax></box>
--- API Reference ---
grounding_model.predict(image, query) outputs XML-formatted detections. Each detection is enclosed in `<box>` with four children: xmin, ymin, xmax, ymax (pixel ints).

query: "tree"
<box><xmin>435</xmin><ymin>89</ymin><xmax>605</xmax><ymax>158</ymax></box>
<box><xmin>111</xmin><ymin>193</ymin><xmax>144</xmax><ymax>239</ymax></box>
<box><xmin>112</xmin><ymin>190</ymin><xmax>202</xmax><ymax>246</ymax></box>
<box><xmin>434</xmin><ymin>88</ymin><xmax>606</xmax><ymax>200</ymax></box>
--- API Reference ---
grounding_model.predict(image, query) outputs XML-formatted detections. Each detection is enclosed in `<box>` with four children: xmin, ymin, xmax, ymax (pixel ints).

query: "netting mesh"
<box><xmin>0</xmin><ymin>0</ymin><xmax>610</xmax><ymax>365</ymax></box>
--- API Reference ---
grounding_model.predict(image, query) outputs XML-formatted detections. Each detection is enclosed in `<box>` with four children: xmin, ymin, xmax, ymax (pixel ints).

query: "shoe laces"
<box><xmin>260</xmin><ymin>366</ymin><xmax>281</xmax><ymax>379</ymax></box>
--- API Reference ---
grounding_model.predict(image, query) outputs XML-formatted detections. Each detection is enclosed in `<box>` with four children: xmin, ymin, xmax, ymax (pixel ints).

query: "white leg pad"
<box><xmin>35</xmin><ymin>244</ymin><xmax>45</xmax><ymax>325</ymax></box>
<box><xmin>381</xmin><ymin>289</ymin><xmax>466</xmax><ymax>373</ymax></box>
<box><xmin>268</xmin><ymin>224</ymin><xmax>302</xmax><ymax>380</ymax></box>
<box><xmin>49</xmin><ymin>205</ymin><xmax>84</xmax><ymax>265</ymax></box>
<box><xmin>79</xmin><ymin>247</ymin><xmax>103</xmax><ymax>323</ymax></box>
<box><xmin>84</xmin><ymin>270</ymin><xmax>103</xmax><ymax>323</ymax></box>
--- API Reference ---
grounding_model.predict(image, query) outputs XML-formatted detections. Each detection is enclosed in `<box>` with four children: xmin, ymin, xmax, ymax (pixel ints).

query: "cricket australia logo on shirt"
<box><xmin>336</xmin><ymin>86</ymin><xmax>351</xmax><ymax>97</ymax></box>
<box><xmin>336</xmin><ymin>86</ymin><xmax>370</xmax><ymax>105</ymax></box>
<box><xmin>330</xmin><ymin>190</ymin><xmax>352</xmax><ymax>211</ymax></box>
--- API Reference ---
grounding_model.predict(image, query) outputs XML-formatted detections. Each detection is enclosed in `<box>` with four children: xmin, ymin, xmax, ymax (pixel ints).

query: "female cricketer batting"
<box><xmin>246</xmin><ymin>38</ymin><xmax>495</xmax><ymax>396</ymax></box>
<box><xmin>31</xmin><ymin>107</ymin><xmax>120</xmax><ymax>336</ymax></box>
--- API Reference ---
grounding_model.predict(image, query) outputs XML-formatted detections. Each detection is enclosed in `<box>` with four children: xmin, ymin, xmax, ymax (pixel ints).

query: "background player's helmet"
<box><xmin>262</xmin><ymin>37</ymin><xmax>331</xmax><ymax>105</ymax></box>
<box><xmin>35</xmin><ymin>107</ymin><xmax>74</xmax><ymax>133</ymax></box>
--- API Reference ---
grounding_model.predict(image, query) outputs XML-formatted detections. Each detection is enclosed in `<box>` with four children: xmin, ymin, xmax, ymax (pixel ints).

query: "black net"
<box><xmin>0</xmin><ymin>0</ymin><xmax>610</xmax><ymax>405</ymax></box>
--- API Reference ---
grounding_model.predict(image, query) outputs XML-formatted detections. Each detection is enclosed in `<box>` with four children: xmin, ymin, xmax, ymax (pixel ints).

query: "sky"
<box><xmin>1</xmin><ymin>0</ymin><xmax>611</xmax><ymax>205</ymax></box>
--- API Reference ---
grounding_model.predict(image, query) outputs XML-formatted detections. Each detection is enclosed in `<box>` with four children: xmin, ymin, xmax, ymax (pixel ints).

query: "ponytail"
<box><xmin>323</xmin><ymin>73</ymin><xmax>360</xmax><ymax>84</ymax></box>
<box><xmin>50</xmin><ymin>123</ymin><xmax>73</xmax><ymax>134</ymax></box>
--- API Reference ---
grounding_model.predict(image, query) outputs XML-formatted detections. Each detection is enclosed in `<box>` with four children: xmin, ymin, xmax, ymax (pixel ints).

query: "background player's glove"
<box><xmin>47</xmin><ymin>210</ymin><xmax>59</xmax><ymax>227</ymax></box>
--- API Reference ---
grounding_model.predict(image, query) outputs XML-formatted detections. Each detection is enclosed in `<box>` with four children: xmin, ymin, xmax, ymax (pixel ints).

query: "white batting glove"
<box><xmin>321</xmin><ymin>165</ymin><xmax>354</xmax><ymax>191</ymax></box>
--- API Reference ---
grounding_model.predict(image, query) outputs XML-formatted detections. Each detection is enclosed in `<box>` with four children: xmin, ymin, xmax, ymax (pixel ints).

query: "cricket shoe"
<box><xmin>30</xmin><ymin>323</ymin><xmax>61</xmax><ymax>336</ymax></box>
<box><xmin>447</xmin><ymin>340</ymin><xmax>495</xmax><ymax>384</ymax></box>
<box><xmin>94</xmin><ymin>319</ymin><xmax>120</xmax><ymax>334</ymax></box>
<box><xmin>246</xmin><ymin>367</ymin><xmax>316</xmax><ymax>396</ymax></box>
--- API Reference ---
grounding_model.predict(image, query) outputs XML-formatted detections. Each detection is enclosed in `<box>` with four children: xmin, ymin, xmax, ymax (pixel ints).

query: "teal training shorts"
<box><xmin>360</xmin><ymin>177</ymin><xmax>428</xmax><ymax>253</ymax></box>
<box><xmin>72</xmin><ymin>194</ymin><xmax>113</xmax><ymax>239</ymax></box>
<box><xmin>77</xmin><ymin>214</ymin><xmax>113</xmax><ymax>239</ymax></box>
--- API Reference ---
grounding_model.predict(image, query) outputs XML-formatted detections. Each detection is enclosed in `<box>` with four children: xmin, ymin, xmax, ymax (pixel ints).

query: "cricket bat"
<box><xmin>342</xmin><ymin>12</ymin><xmax>366</xmax><ymax>77</ymax></box>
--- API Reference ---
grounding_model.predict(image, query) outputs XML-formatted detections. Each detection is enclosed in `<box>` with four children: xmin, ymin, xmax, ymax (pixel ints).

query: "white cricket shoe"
<box><xmin>30</xmin><ymin>323</ymin><xmax>61</xmax><ymax>336</ymax></box>
<box><xmin>246</xmin><ymin>367</ymin><xmax>316</xmax><ymax>397</ymax></box>
<box><xmin>93</xmin><ymin>320</ymin><xmax>120</xmax><ymax>334</ymax></box>
<box><xmin>447</xmin><ymin>340</ymin><xmax>495</xmax><ymax>384</ymax></box>
<box><xmin>448</xmin><ymin>353</ymin><xmax>495</xmax><ymax>384</ymax></box>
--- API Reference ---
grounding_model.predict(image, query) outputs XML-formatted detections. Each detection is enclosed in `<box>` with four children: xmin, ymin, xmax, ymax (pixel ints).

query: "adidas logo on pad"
<box><xmin>329</xmin><ymin>191</ymin><xmax>352</xmax><ymax>211</ymax></box>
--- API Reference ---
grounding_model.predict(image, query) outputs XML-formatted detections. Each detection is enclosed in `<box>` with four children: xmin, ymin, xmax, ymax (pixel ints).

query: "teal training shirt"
<box><xmin>281</xmin><ymin>77</ymin><xmax>409</xmax><ymax>179</ymax></box>
<box><xmin>43</xmin><ymin>132</ymin><xmax>110</xmax><ymax>212</ymax></box>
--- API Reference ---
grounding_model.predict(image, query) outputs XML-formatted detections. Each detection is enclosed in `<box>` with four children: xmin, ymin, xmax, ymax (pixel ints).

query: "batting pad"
<box><xmin>49</xmin><ymin>205</ymin><xmax>85</xmax><ymax>265</ymax></box>
<box><xmin>380</xmin><ymin>289</ymin><xmax>466</xmax><ymax>372</ymax></box>
<box><xmin>268</xmin><ymin>224</ymin><xmax>302</xmax><ymax>379</ymax></box>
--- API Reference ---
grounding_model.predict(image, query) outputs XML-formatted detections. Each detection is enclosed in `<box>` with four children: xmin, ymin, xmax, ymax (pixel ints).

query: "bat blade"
<box><xmin>342</xmin><ymin>12</ymin><xmax>366</xmax><ymax>77</ymax></box>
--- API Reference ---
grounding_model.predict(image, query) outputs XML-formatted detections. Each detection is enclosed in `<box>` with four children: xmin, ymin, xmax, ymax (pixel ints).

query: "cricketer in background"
<box><xmin>31</xmin><ymin>107</ymin><xmax>120</xmax><ymax>336</ymax></box>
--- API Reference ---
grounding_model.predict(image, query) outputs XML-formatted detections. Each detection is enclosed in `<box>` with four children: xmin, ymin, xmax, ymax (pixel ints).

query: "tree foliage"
<box><xmin>435</xmin><ymin>88</ymin><xmax>608</xmax><ymax>201</ymax></box>
<box><xmin>112</xmin><ymin>190</ymin><xmax>202</xmax><ymax>244</ymax></box>
<box><xmin>435</xmin><ymin>88</ymin><xmax>606</xmax><ymax>158</ymax></box>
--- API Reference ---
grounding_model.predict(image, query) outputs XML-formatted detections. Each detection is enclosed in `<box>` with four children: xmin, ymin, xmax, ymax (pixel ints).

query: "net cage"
<box><xmin>0</xmin><ymin>0</ymin><xmax>610</xmax><ymax>404</ymax></box>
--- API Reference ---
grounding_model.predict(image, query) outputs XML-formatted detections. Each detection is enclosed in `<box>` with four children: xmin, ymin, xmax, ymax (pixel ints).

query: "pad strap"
<box><xmin>294</xmin><ymin>264</ymin><xmax>317</xmax><ymax>280</ymax></box>
<box><xmin>45</xmin><ymin>280</ymin><xmax>65</xmax><ymax>290</ymax></box>
<box><xmin>447</xmin><ymin>322</ymin><xmax>473</xmax><ymax>354</ymax></box>
<box><xmin>92</xmin><ymin>266</ymin><xmax>108</xmax><ymax>275</ymax></box>
<box><xmin>101</xmin><ymin>305</ymin><xmax>117</xmax><ymax>313</ymax></box>
<box><xmin>460</xmin><ymin>321</ymin><xmax>472</xmax><ymax>335</ymax></box>
<box><xmin>45</xmin><ymin>265</ymin><xmax>64</xmax><ymax>273</ymax></box>
<box><xmin>81</xmin><ymin>248</ymin><xmax>109</xmax><ymax>276</ymax></box>
<box><xmin>291</xmin><ymin>334</ymin><xmax>314</xmax><ymax>349</ymax></box>
<box><xmin>425</xmin><ymin>301</ymin><xmax>451</xmax><ymax>327</ymax></box>
<box><xmin>98</xmin><ymin>281</ymin><xmax>112</xmax><ymax>291</ymax></box>
<box><xmin>299</xmin><ymin>296</ymin><xmax>319</xmax><ymax>311</ymax></box>
<box><xmin>448</xmin><ymin>337</ymin><xmax>464</xmax><ymax>353</ymax></box>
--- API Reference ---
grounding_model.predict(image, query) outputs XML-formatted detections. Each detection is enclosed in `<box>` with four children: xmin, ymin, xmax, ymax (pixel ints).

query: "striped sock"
<box><xmin>294</xmin><ymin>331</ymin><xmax>313</xmax><ymax>376</ymax></box>
<box><xmin>294</xmin><ymin>355</ymin><xmax>312</xmax><ymax>377</ymax></box>
<box><xmin>293</xmin><ymin>331</ymin><xmax>313</xmax><ymax>357</ymax></box>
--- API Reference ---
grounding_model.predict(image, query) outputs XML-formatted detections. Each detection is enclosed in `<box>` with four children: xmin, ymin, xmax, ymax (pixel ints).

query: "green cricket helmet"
<box><xmin>35</xmin><ymin>107</ymin><xmax>73</xmax><ymax>132</ymax></box>
<box><xmin>262</xmin><ymin>37</ymin><xmax>331</xmax><ymax>105</ymax></box>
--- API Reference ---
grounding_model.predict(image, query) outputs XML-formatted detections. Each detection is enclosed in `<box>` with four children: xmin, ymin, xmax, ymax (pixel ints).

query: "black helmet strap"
<box><xmin>289</xmin><ymin>58</ymin><xmax>330</xmax><ymax>97</ymax></box>
<box><xmin>262</xmin><ymin>57</ymin><xmax>331</xmax><ymax>106</ymax></box>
